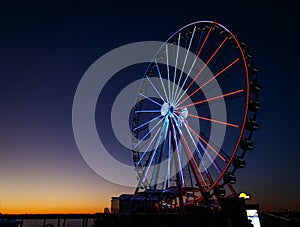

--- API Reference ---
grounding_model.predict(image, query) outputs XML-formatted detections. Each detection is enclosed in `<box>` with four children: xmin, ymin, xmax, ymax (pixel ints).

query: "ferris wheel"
<box><xmin>131</xmin><ymin>21</ymin><xmax>260</xmax><ymax>209</ymax></box>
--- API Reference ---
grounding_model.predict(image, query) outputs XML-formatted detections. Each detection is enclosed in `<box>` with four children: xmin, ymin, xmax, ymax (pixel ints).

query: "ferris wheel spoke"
<box><xmin>154</xmin><ymin>59</ymin><xmax>168</xmax><ymax>102</ymax></box>
<box><xmin>139</xmin><ymin>92</ymin><xmax>162</xmax><ymax>107</ymax></box>
<box><xmin>185</xmin><ymin>37</ymin><xmax>229</xmax><ymax>94</ymax></box>
<box><xmin>163</xmin><ymin>131</ymin><xmax>172</xmax><ymax>189</ymax></box>
<box><xmin>172</xmin><ymin>113</ymin><xmax>181</xmax><ymax>126</ymax></box>
<box><xmin>190</xmin><ymin>62</ymin><xmax>244</xmax><ymax>104</ymax></box>
<box><xmin>183</xmin><ymin>122</ymin><xmax>216</xmax><ymax>186</ymax></box>
<box><xmin>171</xmin><ymin>32</ymin><xmax>181</xmax><ymax>103</ymax></box>
<box><xmin>195</xmin><ymin>26</ymin><xmax>205</xmax><ymax>52</ymax></box>
<box><xmin>173</xmin><ymin>26</ymin><xmax>197</xmax><ymax>101</ymax></box>
<box><xmin>170</xmin><ymin>117</ymin><xmax>185</xmax><ymax>185</ymax></box>
<box><xmin>196</xmin><ymin>27</ymin><xmax>213</xmax><ymax>60</ymax></box>
<box><xmin>183</xmin><ymin>122</ymin><xmax>204</xmax><ymax>164</ymax></box>
<box><xmin>202</xmin><ymin>30</ymin><xmax>219</xmax><ymax>62</ymax></box>
<box><xmin>141</xmin><ymin>124</ymin><xmax>166</xmax><ymax>183</ymax></box>
<box><xmin>165</xmin><ymin>44</ymin><xmax>171</xmax><ymax>103</ymax></box>
<box><xmin>133</xmin><ymin>114</ymin><xmax>162</xmax><ymax>132</ymax></box>
<box><xmin>133</xmin><ymin>118</ymin><xmax>164</xmax><ymax>150</ymax></box>
<box><xmin>135</xmin><ymin>109</ymin><xmax>161</xmax><ymax>113</ymax></box>
<box><xmin>150</xmin><ymin>119</ymin><xmax>170</xmax><ymax>187</ymax></box>
<box><xmin>217</xmin><ymin>62</ymin><xmax>244</xmax><ymax>85</ymax></box>
<box><xmin>210</xmin><ymin>41</ymin><xmax>235</xmax><ymax>70</ymax></box>
<box><xmin>178</xmin><ymin>139</ymin><xmax>186</xmax><ymax>187</ymax></box>
<box><xmin>180</xmin><ymin>132</ymin><xmax>208</xmax><ymax>188</ymax></box>
<box><xmin>187</xmin><ymin>113</ymin><xmax>240</xmax><ymax>128</ymax></box>
<box><xmin>175</xmin><ymin>27</ymin><xmax>213</xmax><ymax>103</ymax></box>
<box><xmin>183</xmin><ymin>122</ymin><xmax>212</xmax><ymax>174</ymax></box>
<box><xmin>185</xmin><ymin>89</ymin><xmax>245</xmax><ymax>109</ymax></box>
<box><xmin>178</xmin><ymin>89</ymin><xmax>244</xmax><ymax>109</ymax></box>
<box><xmin>198</xmin><ymin>131</ymin><xmax>231</xmax><ymax>161</ymax></box>
<box><xmin>174</xmin><ymin>27</ymin><xmax>210</xmax><ymax>103</ymax></box>
<box><xmin>185</xmin><ymin>123</ymin><xmax>226</xmax><ymax>162</ymax></box>
<box><xmin>183</xmin><ymin>121</ymin><xmax>221</xmax><ymax>184</ymax></box>
<box><xmin>197</xmin><ymin>137</ymin><xmax>222</xmax><ymax>174</ymax></box>
<box><xmin>171</xmin><ymin>116</ymin><xmax>207</xmax><ymax>187</ymax></box>
<box><xmin>164</xmin><ymin>132</ymin><xmax>172</xmax><ymax>188</ymax></box>
<box><xmin>177</xmin><ymin>57</ymin><xmax>240</xmax><ymax>106</ymax></box>
<box><xmin>145</xmin><ymin>76</ymin><xmax>166</xmax><ymax>103</ymax></box>
<box><xmin>136</xmin><ymin>125</ymin><xmax>162</xmax><ymax>167</ymax></box>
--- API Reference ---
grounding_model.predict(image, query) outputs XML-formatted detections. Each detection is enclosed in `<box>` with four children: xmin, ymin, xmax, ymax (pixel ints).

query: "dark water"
<box><xmin>22</xmin><ymin>219</ymin><xmax>94</xmax><ymax>227</ymax></box>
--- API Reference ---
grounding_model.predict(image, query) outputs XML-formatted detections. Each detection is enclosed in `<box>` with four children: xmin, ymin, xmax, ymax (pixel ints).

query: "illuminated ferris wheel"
<box><xmin>131</xmin><ymin>21</ymin><xmax>260</xmax><ymax>209</ymax></box>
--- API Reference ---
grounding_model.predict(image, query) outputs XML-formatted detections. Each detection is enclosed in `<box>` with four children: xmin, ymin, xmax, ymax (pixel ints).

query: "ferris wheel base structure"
<box><xmin>106</xmin><ymin>194</ymin><xmax>257</xmax><ymax>227</ymax></box>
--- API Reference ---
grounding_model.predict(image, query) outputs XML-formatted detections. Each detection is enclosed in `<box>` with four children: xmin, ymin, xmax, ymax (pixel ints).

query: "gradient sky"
<box><xmin>0</xmin><ymin>1</ymin><xmax>299</xmax><ymax>214</ymax></box>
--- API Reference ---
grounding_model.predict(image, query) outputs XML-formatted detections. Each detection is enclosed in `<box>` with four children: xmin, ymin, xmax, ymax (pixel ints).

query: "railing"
<box><xmin>1</xmin><ymin>213</ymin><xmax>104</xmax><ymax>227</ymax></box>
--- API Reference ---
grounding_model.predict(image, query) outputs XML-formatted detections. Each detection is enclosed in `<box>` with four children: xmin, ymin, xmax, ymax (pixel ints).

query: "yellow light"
<box><xmin>239</xmin><ymin>192</ymin><xmax>250</xmax><ymax>199</ymax></box>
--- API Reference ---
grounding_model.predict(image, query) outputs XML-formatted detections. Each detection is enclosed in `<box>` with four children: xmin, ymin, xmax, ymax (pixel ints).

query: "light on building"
<box><xmin>239</xmin><ymin>192</ymin><xmax>250</xmax><ymax>200</ymax></box>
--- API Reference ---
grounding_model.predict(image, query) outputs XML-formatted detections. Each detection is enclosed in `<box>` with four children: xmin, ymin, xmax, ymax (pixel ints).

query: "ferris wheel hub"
<box><xmin>161</xmin><ymin>102</ymin><xmax>180</xmax><ymax>118</ymax></box>
<box><xmin>161</xmin><ymin>102</ymin><xmax>170</xmax><ymax>116</ymax></box>
<box><xmin>177</xmin><ymin>107</ymin><xmax>188</xmax><ymax>119</ymax></box>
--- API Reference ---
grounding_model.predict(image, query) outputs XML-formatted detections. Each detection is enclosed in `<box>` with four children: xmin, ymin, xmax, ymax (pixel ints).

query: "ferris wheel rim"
<box><xmin>131</xmin><ymin>20</ymin><xmax>257</xmax><ymax>202</ymax></box>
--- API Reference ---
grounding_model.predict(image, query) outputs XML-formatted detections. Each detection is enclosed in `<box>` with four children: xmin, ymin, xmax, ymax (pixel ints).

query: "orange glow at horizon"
<box><xmin>1</xmin><ymin>189</ymin><xmax>133</xmax><ymax>214</ymax></box>
<box><xmin>0</xmin><ymin>147</ymin><xmax>134</xmax><ymax>214</ymax></box>
<box><xmin>0</xmin><ymin>180</ymin><xmax>133</xmax><ymax>214</ymax></box>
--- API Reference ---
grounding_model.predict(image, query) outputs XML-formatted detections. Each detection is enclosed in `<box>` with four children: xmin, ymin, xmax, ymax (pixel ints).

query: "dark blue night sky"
<box><xmin>0</xmin><ymin>1</ymin><xmax>299</xmax><ymax>213</ymax></box>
